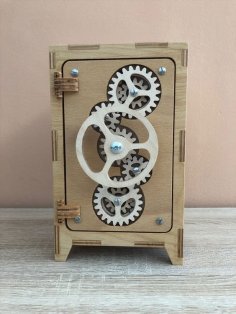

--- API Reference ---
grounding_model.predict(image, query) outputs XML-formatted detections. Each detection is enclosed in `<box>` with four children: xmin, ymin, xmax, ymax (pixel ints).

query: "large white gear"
<box><xmin>121</xmin><ymin>154</ymin><xmax>152</xmax><ymax>185</ymax></box>
<box><xmin>97</xmin><ymin>125</ymin><xmax>139</xmax><ymax>167</ymax></box>
<box><xmin>90</xmin><ymin>101</ymin><xmax>121</xmax><ymax>133</ymax></box>
<box><xmin>92</xmin><ymin>177</ymin><xmax>145</xmax><ymax>226</ymax></box>
<box><xmin>76</xmin><ymin>104</ymin><xmax>158</xmax><ymax>188</ymax></box>
<box><xmin>116</xmin><ymin>76</ymin><xmax>149</xmax><ymax>110</ymax></box>
<box><xmin>107</xmin><ymin>65</ymin><xmax>161</xmax><ymax>117</ymax></box>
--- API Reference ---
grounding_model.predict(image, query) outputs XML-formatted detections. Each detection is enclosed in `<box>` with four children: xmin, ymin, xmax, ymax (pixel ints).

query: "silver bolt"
<box><xmin>132</xmin><ymin>166</ymin><xmax>141</xmax><ymax>174</ymax></box>
<box><xmin>158</xmin><ymin>67</ymin><xmax>167</xmax><ymax>75</ymax></box>
<box><xmin>156</xmin><ymin>217</ymin><xmax>164</xmax><ymax>225</ymax></box>
<box><xmin>113</xmin><ymin>198</ymin><xmax>121</xmax><ymax>206</ymax></box>
<box><xmin>105</xmin><ymin>114</ymin><xmax>110</xmax><ymax>121</ymax></box>
<box><xmin>74</xmin><ymin>216</ymin><xmax>81</xmax><ymax>223</ymax></box>
<box><xmin>129</xmin><ymin>87</ymin><xmax>138</xmax><ymax>97</ymax></box>
<box><xmin>110</xmin><ymin>141</ymin><xmax>123</xmax><ymax>154</ymax></box>
<box><xmin>71</xmin><ymin>68</ymin><xmax>79</xmax><ymax>77</ymax></box>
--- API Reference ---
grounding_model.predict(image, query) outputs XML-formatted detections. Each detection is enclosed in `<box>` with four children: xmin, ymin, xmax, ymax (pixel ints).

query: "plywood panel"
<box><xmin>63</xmin><ymin>58</ymin><xmax>175</xmax><ymax>232</ymax></box>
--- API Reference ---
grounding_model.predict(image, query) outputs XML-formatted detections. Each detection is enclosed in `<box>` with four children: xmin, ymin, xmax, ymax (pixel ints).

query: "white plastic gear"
<box><xmin>92</xmin><ymin>177</ymin><xmax>144</xmax><ymax>226</ymax></box>
<box><xmin>117</xmin><ymin>76</ymin><xmax>149</xmax><ymax>110</ymax></box>
<box><xmin>107</xmin><ymin>65</ymin><xmax>161</xmax><ymax>117</ymax></box>
<box><xmin>97</xmin><ymin>125</ymin><xmax>139</xmax><ymax>166</ymax></box>
<box><xmin>121</xmin><ymin>155</ymin><xmax>152</xmax><ymax>185</ymax></box>
<box><xmin>90</xmin><ymin>101</ymin><xmax>121</xmax><ymax>133</ymax></box>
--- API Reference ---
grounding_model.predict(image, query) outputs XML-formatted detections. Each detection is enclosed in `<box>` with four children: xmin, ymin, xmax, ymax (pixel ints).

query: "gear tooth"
<box><xmin>128</xmin><ymin>65</ymin><xmax>133</xmax><ymax>71</ymax></box>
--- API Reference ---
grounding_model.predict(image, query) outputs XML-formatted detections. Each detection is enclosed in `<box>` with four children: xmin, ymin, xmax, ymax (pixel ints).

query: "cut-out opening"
<box><xmin>82</xmin><ymin>126</ymin><xmax>105</xmax><ymax>173</ymax></box>
<box><xmin>120</xmin><ymin>118</ymin><xmax>149</xmax><ymax>143</ymax></box>
<box><xmin>116</xmin><ymin>80</ymin><xmax>128</xmax><ymax>104</ymax></box>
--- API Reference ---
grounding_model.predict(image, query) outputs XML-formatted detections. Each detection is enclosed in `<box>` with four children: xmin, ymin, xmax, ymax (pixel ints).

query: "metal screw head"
<box><xmin>74</xmin><ymin>216</ymin><xmax>81</xmax><ymax>223</ymax></box>
<box><xmin>156</xmin><ymin>217</ymin><xmax>164</xmax><ymax>225</ymax></box>
<box><xmin>110</xmin><ymin>141</ymin><xmax>123</xmax><ymax>154</ymax></box>
<box><xmin>70</xmin><ymin>68</ymin><xmax>79</xmax><ymax>77</ymax></box>
<box><xmin>158</xmin><ymin>66</ymin><xmax>167</xmax><ymax>75</ymax></box>
<box><xmin>113</xmin><ymin>198</ymin><xmax>121</xmax><ymax>206</ymax></box>
<box><xmin>104</xmin><ymin>114</ymin><xmax>110</xmax><ymax>121</ymax></box>
<box><xmin>129</xmin><ymin>87</ymin><xmax>138</xmax><ymax>97</ymax></box>
<box><xmin>132</xmin><ymin>166</ymin><xmax>141</xmax><ymax>174</ymax></box>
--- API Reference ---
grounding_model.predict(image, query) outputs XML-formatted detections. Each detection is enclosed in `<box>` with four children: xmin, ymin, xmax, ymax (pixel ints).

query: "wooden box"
<box><xmin>49</xmin><ymin>43</ymin><xmax>187</xmax><ymax>264</ymax></box>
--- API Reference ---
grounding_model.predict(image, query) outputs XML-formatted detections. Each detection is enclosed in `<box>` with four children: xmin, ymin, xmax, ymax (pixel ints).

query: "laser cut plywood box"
<box><xmin>49</xmin><ymin>43</ymin><xmax>187</xmax><ymax>264</ymax></box>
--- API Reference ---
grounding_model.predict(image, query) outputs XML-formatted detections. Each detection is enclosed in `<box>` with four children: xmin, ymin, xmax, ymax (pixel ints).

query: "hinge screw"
<box><xmin>158</xmin><ymin>67</ymin><xmax>167</xmax><ymax>75</ymax></box>
<box><xmin>71</xmin><ymin>68</ymin><xmax>79</xmax><ymax>77</ymax></box>
<box><xmin>156</xmin><ymin>217</ymin><xmax>164</xmax><ymax>225</ymax></box>
<box><xmin>74</xmin><ymin>216</ymin><xmax>81</xmax><ymax>223</ymax></box>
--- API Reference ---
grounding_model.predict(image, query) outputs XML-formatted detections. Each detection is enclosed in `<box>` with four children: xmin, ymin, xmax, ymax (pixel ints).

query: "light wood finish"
<box><xmin>50</xmin><ymin>43</ymin><xmax>187</xmax><ymax>263</ymax></box>
<box><xmin>65</xmin><ymin>57</ymin><xmax>175</xmax><ymax>233</ymax></box>
<box><xmin>0</xmin><ymin>208</ymin><xmax>236</xmax><ymax>313</ymax></box>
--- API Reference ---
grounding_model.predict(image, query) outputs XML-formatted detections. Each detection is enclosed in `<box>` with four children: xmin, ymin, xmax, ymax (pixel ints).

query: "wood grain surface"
<box><xmin>0</xmin><ymin>208</ymin><xmax>235</xmax><ymax>313</ymax></box>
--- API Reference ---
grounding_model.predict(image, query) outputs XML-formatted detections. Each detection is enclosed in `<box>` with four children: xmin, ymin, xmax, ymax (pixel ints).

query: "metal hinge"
<box><xmin>57</xmin><ymin>200</ymin><xmax>80</xmax><ymax>223</ymax></box>
<box><xmin>54</xmin><ymin>72</ymin><xmax>79</xmax><ymax>98</ymax></box>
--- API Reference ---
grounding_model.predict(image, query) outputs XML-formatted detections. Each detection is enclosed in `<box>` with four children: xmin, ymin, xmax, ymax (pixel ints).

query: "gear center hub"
<box><xmin>110</xmin><ymin>141</ymin><xmax>124</xmax><ymax>154</ymax></box>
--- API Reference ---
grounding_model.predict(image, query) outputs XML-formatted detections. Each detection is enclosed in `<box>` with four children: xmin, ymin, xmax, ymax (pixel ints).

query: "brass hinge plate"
<box><xmin>57</xmin><ymin>200</ymin><xmax>80</xmax><ymax>223</ymax></box>
<box><xmin>54</xmin><ymin>72</ymin><xmax>79</xmax><ymax>98</ymax></box>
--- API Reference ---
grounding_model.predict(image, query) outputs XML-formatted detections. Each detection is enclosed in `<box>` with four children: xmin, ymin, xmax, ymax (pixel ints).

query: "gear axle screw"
<box><xmin>113</xmin><ymin>198</ymin><xmax>121</xmax><ymax>206</ymax></box>
<box><xmin>132</xmin><ymin>166</ymin><xmax>141</xmax><ymax>174</ymax></box>
<box><xmin>104</xmin><ymin>114</ymin><xmax>110</xmax><ymax>121</ymax></box>
<box><xmin>158</xmin><ymin>67</ymin><xmax>166</xmax><ymax>75</ymax></box>
<box><xmin>110</xmin><ymin>141</ymin><xmax>123</xmax><ymax>154</ymax></box>
<box><xmin>129</xmin><ymin>87</ymin><xmax>138</xmax><ymax>97</ymax></box>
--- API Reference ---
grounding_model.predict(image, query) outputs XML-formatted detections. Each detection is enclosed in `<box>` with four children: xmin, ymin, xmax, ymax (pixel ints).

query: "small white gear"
<box><xmin>90</xmin><ymin>101</ymin><xmax>121</xmax><ymax>133</ymax></box>
<box><xmin>107</xmin><ymin>65</ymin><xmax>161</xmax><ymax>117</ymax></box>
<box><xmin>92</xmin><ymin>177</ymin><xmax>145</xmax><ymax>226</ymax></box>
<box><xmin>121</xmin><ymin>155</ymin><xmax>152</xmax><ymax>185</ymax></box>
<box><xmin>97</xmin><ymin>125</ymin><xmax>139</xmax><ymax>166</ymax></box>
